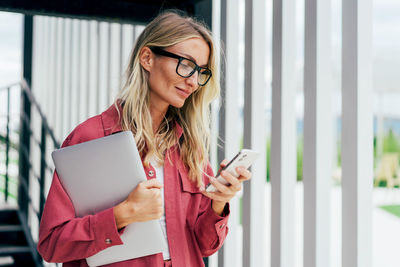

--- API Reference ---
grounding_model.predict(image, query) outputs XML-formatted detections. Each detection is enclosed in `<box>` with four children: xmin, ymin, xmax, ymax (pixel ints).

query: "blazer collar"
<box><xmin>101</xmin><ymin>101</ymin><xmax>184</xmax><ymax>140</ymax></box>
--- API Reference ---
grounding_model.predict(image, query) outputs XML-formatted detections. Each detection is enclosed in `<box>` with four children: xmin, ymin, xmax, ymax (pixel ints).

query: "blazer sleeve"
<box><xmin>193</xmin><ymin>162</ymin><xmax>230</xmax><ymax>257</ymax></box>
<box><xmin>37</xmin><ymin>121</ymin><xmax>123</xmax><ymax>263</ymax></box>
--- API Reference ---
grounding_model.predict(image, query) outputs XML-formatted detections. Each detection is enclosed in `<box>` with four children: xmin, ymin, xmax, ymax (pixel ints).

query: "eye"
<box><xmin>181</xmin><ymin>59</ymin><xmax>196</xmax><ymax>69</ymax></box>
<box><xmin>200</xmin><ymin>69</ymin><xmax>211</xmax><ymax>75</ymax></box>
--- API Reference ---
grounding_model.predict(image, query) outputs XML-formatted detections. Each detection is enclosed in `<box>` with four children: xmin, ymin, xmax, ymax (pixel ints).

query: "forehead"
<box><xmin>168</xmin><ymin>37</ymin><xmax>210</xmax><ymax>67</ymax></box>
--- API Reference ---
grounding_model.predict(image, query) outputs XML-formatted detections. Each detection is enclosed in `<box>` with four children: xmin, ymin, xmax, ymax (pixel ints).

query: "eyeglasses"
<box><xmin>150</xmin><ymin>47</ymin><xmax>212</xmax><ymax>86</ymax></box>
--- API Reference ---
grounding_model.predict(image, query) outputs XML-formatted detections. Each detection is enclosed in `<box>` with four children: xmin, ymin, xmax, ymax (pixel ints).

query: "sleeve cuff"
<box><xmin>92</xmin><ymin>207</ymin><xmax>124</xmax><ymax>252</ymax></box>
<box><xmin>204</xmin><ymin>202</ymin><xmax>230</xmax><ymax>235</ymax></box>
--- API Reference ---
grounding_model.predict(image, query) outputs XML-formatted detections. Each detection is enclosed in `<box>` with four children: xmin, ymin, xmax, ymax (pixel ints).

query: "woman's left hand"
<box><xmin>201</xmin><ymin>160</ymin><xmax>252</xmax><ymax>215</ymax></box>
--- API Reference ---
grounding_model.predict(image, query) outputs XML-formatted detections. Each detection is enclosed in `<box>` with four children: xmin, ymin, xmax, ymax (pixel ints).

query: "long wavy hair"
<box><xmin>115</xmin><ymin>11</ymin><xmax>220</xmax><ymax>187</ymax></box>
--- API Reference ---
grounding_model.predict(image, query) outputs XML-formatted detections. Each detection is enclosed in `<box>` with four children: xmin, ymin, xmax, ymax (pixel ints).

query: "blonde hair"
<box><xmin>115</xmin><ymin>11</ymin><xmax>220</xmax><ymax>187</ymax></box>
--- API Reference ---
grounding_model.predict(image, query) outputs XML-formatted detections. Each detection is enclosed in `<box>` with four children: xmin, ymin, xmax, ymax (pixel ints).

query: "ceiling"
<box><xmin>0</xmin><ymin>0</ymin><xmax>211</xmax><ymax>25</ymax></box>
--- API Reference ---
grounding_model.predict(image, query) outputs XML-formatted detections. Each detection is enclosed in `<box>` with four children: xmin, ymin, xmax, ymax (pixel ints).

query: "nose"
<box><xmin>185</xmin><ymin>71</ymin><xmax>199</xmax><ymax>89</ymax></box>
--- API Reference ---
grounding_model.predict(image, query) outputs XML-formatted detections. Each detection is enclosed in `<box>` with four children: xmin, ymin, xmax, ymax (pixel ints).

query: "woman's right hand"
<box><xmin>113</xmin><ymin>179</ymin><xmax>163</xmax><ymax>230</ymax></box>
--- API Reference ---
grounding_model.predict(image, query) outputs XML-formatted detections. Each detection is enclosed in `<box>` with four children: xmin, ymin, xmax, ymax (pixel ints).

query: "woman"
<box><xmin>38</xmin><ymin>11</ymin><xmax>252</xmax><ymax>267</ymax></box>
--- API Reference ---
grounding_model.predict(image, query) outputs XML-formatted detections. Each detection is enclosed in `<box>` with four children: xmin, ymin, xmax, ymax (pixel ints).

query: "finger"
<box><xmin>220</xmin><ymin>159</ymin><xmax>229</xmax><ymax>168</ymax></box>
<box><xmin>141</xmin><ymin>179</ymin><xmax>163</xmax><ymax>189</ymax></box>
<box><xmin>235</xmin><ymin>167</ymin><xmax>252</xmax><ymax>181</ymax></box>
<box><xmin>209</xmin><ymin>177</ymin><xmax>230</xmax><ymax>194</ymax></box>
<box><xmin>202</xmin><ymin>190</ymin><xmax>234</xmax><ymax>202</ymax></box>
<box><xmin>217</xmin><ymin>159</ymin><xmax>230</xmax><ymax>174</ymax></box>
<box><xmin>149</xmin><ymin>188</ymin><xmax>162</xmax><ymax>198</ymax></box>
<box><xmin>220</xmin><ymin>170</ymin><xmax>241</xmax><ymax>189</ymax></box>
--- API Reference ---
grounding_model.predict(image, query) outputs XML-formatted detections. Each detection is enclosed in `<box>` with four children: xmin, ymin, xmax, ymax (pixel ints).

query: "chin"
<box><xmin>171</xmin><ymin>102</ymin><xmax>185</xmax><ymax>109</ymax></box>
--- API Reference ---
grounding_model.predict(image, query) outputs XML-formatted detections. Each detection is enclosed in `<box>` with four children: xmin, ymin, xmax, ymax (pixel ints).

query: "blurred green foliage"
<box><xmin>380</xmin><ymin>205</ymin><xmax>400</xmax><ymax>218</ymax></box>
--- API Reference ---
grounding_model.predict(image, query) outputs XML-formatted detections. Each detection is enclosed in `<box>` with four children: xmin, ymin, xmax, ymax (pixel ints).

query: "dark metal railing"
<box><xmin>0</xmin><ymin>80</ymin><xmax>60</xmax><ymax>266</ymax></box>
<box><xmin>4</xmin><ymin>85</ymin><xmax>11</xmax><ymax>202</ymax></box>
<box><xmin>1</xmin><ymin>82</ymin><xmax>20</xmax><ymax>203</ymax></box>
<box><xmin>1</xmin><ymin>80</ymin><xmax>60</xmax><ymax>216</ymax></box>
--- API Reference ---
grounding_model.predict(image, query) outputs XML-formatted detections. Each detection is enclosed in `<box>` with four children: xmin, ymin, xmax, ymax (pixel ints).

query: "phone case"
<box><xmin>205</xmin><ymin>149</ymin><xmax>259</xmax><ymax>193</ymax></box>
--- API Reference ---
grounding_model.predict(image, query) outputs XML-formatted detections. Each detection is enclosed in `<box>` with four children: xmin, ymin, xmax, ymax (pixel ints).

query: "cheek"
<box><xmin>148</xmin><ymin>62</ymin><xmax>179</xmax><ymax>89</ymax></box>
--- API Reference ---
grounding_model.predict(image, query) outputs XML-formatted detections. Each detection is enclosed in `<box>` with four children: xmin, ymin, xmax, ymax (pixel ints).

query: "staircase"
<box><xmin>1</xmin><ymin>81</ymin><xmax>60</xmax><ymax>267</ymax></box>
<box><xmin>0</xmin><ymin>208</ymin><xmax>42</xmax><ymax>267</ymax></box>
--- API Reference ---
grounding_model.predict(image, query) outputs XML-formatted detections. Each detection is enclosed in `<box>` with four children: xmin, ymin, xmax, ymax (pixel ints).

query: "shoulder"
<box><xmin>61</xmin><ymin>115</ymin><xmax>105</xmax><ymax>148</ymax></box>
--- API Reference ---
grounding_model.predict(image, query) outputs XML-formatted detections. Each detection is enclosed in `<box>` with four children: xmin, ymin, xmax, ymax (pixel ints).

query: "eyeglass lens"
<box><xmin>177</xmin><ymin>58</ymin><xmax>211</xmax><ymax>86</ymax></box>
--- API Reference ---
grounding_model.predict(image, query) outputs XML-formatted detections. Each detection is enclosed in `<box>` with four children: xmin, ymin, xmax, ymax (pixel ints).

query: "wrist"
<box><xmin>211</xmin><ymin>200</ymin><xmax>227</xmax><ymax>216</ymax></box>
<box><xmin>114</xmin><ymin>200</ymin><xmax>130</xmax><ymax>230</ymax></box>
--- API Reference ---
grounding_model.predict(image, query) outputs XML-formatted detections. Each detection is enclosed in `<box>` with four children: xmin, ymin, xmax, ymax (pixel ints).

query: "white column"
<box><xmin>62</xmin><ymin>19</ymin><xmax>71</xmax><ymax>137</ymax></box>
<box><xmin>218</xmin><ymin>0</ymin><xmax>242</xmax><ymax>266</ymax></box>
<box><xmin>376</xmin><ymin>92</ymin><xmax>384</xmax><ymax>160</ymax></box>
<box><xmin>47</xmin><ymin>17</ymin><xmax>56</xmax><ymax>126</ymax></box>
<box><xmin>55</xmin><ymin>18</ymin><xmax>64</xmax><ymax>141</ymax></box>
<box><xmin>341</xmin><ymin>1</ymin><xmax>373</xmax><ymax>267</ymax></box>
<box><xmin>98</xmin><ymin>22</ymin><xmax>109</xmax><ymax>112</ymax></box>
<box><xmin>109</xmin><ymin>23</ymin><xmax>121</xmax><ymax>104</ymax></box>
<box><xmin>121</xmin><ymin>24</ymin><xmax>134</xmax><ymax>77</ymax></box>
<box><xmin>70</xmin><ymin>19</ymin><xmax>80</xmax><ymax>131</ymax></box>
<box><xmin>242</xmin><ymin>0</ymin><xmax>267</xmax><ymax>266</ymax></box>
<box><xmin>41</xmin><ymin>17</ymin><xmax>49</xmax><ymax>113</ymax></box>
<box><xmin>271</xmin><ymin>0</ymin><xmax>297</xmax><ymax>266</ymax></box>
<box><xmin>31</xmin><ymin>16</ymin><xmax>41</xmax><ymax>106</ymax></box>
<box><xmin>79</xmin><ymin>20</ymin><xmax>89</xmax><ymax>122</ymax></box>
<box><xmin>303</xmin><ymin>0</ymin><xmax>332</xmax><ymax>267</ymax></box>
<box><xmin>88</xmin><ymin>20</ymin><xmax>99</xmax><ymax>117</ymax></box>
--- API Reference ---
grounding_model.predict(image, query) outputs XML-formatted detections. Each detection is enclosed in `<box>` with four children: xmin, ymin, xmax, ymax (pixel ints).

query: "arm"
<box><xmin>194</xmin><ymin>194</ymin><xmax>230</xmax><ymax>257</ymax></box>
<box><xmin>37</xmin><ymin>171</ymin><xmax>123</xmax><ymax>263</ymax></box>
<box><xmin>193</xmin><ymin>163</ymin><xmax>230</xmax><ymax>257</ymax></box>
<box><xmin>37</xmin><ymin>122</ymin><xmax>125</xmax><ymax>262</ymax></box>
<box><xmin>195</xmin><ymin>160</ymin><xmax>253</xmax><ymax>256</ymax></box>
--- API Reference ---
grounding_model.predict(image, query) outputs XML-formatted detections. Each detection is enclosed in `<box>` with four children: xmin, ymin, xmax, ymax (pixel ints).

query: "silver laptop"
<box><xmin>52</xmin><ymin>131</ymin><xmax>167</xmax><ymax>266</ymax></box>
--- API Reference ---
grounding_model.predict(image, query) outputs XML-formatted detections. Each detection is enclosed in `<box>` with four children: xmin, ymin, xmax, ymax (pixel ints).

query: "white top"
<box><xmin>151</xmin><ymin>158</ymin><xmax>171</xmax><ymax>260</ymax></box>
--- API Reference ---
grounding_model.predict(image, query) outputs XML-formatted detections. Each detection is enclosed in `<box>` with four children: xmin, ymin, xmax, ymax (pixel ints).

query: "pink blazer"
<box><xmin>37</xmin><ymin>103</ymin><xmax>230</xmax><ymax>267</ymax></box>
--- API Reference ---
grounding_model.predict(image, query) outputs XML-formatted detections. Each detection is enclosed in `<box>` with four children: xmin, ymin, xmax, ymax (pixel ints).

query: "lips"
<box><xmin>175</xmin><ymin>87</ymin><xmax>190</xmax><ymax>98</ymax></box>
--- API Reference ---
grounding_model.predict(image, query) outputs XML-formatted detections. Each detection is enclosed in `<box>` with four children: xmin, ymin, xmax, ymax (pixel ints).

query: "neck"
<box><xmin>150</xmin><ymin>104</ymin><xmax>168</xmax><ymax>134</ymax></box>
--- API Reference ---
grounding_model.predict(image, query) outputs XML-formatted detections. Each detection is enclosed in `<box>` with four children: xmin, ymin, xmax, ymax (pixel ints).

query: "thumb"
<box><xmin>220</xmin><ymin>159</ymin><xmax>229</xmax><ymax>167</ymax></box>
<box><xmin>218</xmin><ymin>159</ymin><xmax>229</xmax><ymax>172</ymax></box>
<box><xmin>141</xmin><ymin>178</ymin><xmax>163</xmax><ymax>189</ymax></box>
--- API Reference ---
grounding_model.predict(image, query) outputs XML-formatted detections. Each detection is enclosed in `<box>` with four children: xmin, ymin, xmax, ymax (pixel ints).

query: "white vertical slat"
<box><xmin>121</xmin><ymin>24</ymin><xmax>134</xmax><ymax>77</ymax></box>
<box><xmin>79</xmin><ymin>20</ymin><xmax>89</xmax><ymax>122</ymax></box>
<box><xmin>271</xmin><ymin>0</ymin><xmax>297</xmax><ymax>266</ymax></box>
<box><xmin>70</xmin><ymin>19</ymin><xmax>80</xmax><ymax>132</ymax></box>
<box><xmin>303</xmin><ymin>0</ymin><xmax>332</xmax><ymax>267</ymax></box>
<box><xmin>209</xmin><ymin>1</ymin><xmax>222</xmax><ymax>266</ymax></box>
<box><xmin>210</xmin><ymin>0</ymin><xmax>221</xmax><ymax>174</ymax></box>
<box><xmin>218</xmin><ymin>0</ymin><xmax>242</xmax><ymax>266</ymax></box>
<box><xmin>98</xmin><ymin>22</ymin><xmax>109</xmax><ymax>112</ymax></box>
<box><xmin>376</xmin><ymin>92</ymin><xmax>384</xmax><ymax>160</ymax></box>
<box><xmin>109</xmin><ymin>23</ymin><xmax>121</xmax><ymax>104</ymax></box>
<box><xmin>135</xmin><ymin>25</ymin><xmax>145</xmax><ymax>39</ymax></box>
<box><xmin>55</xmin><ymin>18</ymin><xmax>64</xmax><ymax>141</ymax></box>
<box><xmin>120</xmin><ymin>24</ymin><xmax>134</xmax><ymax>90</ymax></box>
<box><xmin>341</xmin><ymin>0</ymin><xmax>373</xmax><ymax>267</ymax></box>
<box><xmin>31</xmin><ymin>16</ymin><xmax>41</xmax><ymax>106</ymax></box>
<box><xmin>62</xmin><ymin>19</ymin><xmax>71</xmax><ymax>138</ymax></box>
<box><xmin>242</xmin><ymin>0</ymin><xmax>267</xmax><ymax>266</ymax></box>
<box><xmin>46</xmin><ymin>17</ymin><xmax>54</xmax><ymax>120</ymax></box>
<box><xmin>29</xmin><ymin>15</ymin><xmax>42</xmax><ymax>242</ymax></box>
<box><xmin>88</xmin><ymin>20</ymin><xmax>99</xmax><ymax>117</ymax></box>
<box><xmin>47</xmin><ymin>17</ymin><xmax>56</xmax><ymax>132</ymax></box>
<box><xmin>41</xmin><ymin>17</ymin><xmax>49</xmax><ymax>111</ymax></box>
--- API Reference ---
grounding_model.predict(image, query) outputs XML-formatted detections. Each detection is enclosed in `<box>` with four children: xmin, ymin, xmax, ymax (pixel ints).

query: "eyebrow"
<box><xmin>177</xmin><ymin>52</ymin><xmax>209</xmax><ymax>68</ymax></box>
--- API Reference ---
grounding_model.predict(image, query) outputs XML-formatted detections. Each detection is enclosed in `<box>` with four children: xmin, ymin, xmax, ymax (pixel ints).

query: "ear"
<box><xmin>139</xmin><ymin>46</ymin><xmax>154</xmax><ymax>72</ymax></box>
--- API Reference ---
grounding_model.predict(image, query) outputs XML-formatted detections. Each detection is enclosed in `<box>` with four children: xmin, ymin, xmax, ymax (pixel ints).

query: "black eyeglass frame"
<box><xmin>149</xmin><ymin>46</ymin><xmax>212</xmax><ymax>86</ymax></box>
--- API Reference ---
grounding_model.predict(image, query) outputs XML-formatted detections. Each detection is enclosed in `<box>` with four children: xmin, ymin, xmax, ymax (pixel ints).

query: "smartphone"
<box><xmin>205</xmin><ymin>149</ymin><xmax>259</xmax><ymax>193</ymax></box>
